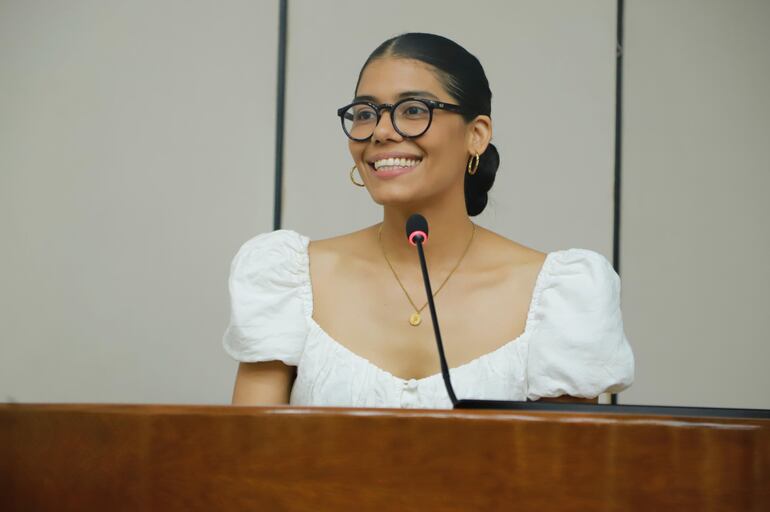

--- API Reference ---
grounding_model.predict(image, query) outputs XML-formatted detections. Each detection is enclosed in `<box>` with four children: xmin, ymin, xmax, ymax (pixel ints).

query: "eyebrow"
<box><xmin>353</xmin><ymin>90</ymin><xmax>440</xmax><ymax>102</ymax></box>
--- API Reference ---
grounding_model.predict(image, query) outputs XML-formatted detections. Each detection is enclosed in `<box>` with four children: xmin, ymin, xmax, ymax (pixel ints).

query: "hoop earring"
<box><xmin>467</xmin><ymin>153</ymin><xmax>480</xmax><ymax>175</ymax></box>
<box><xmin>350</xmin><ymin>165</ymin><xmax>365</xmax><ymax>187</ymax></box>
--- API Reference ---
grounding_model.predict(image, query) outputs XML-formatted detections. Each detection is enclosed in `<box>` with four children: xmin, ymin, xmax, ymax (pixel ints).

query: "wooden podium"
<box><xmin>1</xmin><ymin>403</ymin><xmax>768</xmax><ymax>511</ymax></box>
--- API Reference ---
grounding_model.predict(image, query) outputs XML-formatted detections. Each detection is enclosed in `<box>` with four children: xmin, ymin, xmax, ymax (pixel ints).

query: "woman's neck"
<box><xmin>375</xmin><ymin>196</ymin><xmax>476</xmax><ymax>272</ymax></box>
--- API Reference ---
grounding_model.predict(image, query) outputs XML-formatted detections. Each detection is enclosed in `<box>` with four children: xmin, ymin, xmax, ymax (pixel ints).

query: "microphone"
<box><xmin>403</xmin><ymin>214</ymin><xmax>769</xmax><ymax>418</ymax></box>
<box><xmin>405</xmin><ymin>214</ymin><xmax>429</xmax><ymax>246</ymax></box>
<box><xmin>405</xmin><ymin>213</ymin><xmax>458</xmax><ymax>405</ymax></box>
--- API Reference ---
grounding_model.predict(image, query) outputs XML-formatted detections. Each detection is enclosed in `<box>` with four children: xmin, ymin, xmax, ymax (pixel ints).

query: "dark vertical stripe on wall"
<box><xmin>273</xmin><ymin>0</ymin><xmax>288</xmax><ymax>230</ymax></box>
<box><xmin>611</xmin><ymin>0</ymin><xmax>624</xmax><ymax>406</ymax></box>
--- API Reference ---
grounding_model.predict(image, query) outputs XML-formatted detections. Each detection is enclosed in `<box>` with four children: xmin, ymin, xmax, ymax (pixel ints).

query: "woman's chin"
<box><xmin>368</xmin><ymin>188</ymin><xmax>426</xmax><ymax>209</ymax></box>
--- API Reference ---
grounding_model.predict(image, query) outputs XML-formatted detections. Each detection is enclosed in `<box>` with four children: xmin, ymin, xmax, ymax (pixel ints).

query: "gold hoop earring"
<box><xmin>467</xmin><ymin>153</ymin><xmax>480</xmax><ymax>175</ymax></box>
<box><xmin>350</xmin><ymin>165</ymin><xmax>365</xmax><ymax>187</ymax></box>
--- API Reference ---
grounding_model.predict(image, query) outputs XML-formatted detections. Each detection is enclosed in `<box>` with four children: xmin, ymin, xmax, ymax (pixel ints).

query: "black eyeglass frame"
<box><xmin>336</xmin><ymin>97</ymin><xmax>468</xmax><ymax>142</ymax></box>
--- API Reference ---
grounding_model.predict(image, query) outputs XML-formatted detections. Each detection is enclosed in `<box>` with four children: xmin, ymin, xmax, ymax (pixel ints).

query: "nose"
<box><xmin>371</xmin><ymin>109</ymin><xmax>403</xmax><ymax>143</ymax></box>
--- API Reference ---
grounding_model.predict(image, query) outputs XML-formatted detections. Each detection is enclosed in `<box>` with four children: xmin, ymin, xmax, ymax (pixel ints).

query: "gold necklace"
<box><xmin>377</xmin><ymin>222</ymin><xmax>476</xmax><ymax>326</ymax></box>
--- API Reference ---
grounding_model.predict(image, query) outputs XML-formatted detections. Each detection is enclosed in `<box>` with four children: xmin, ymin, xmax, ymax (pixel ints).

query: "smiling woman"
<box><xmin>223</xmin><ymin>33</ymin><xmax>634</xmax><ymax>409</ymax></box>
<box><xmin>345</xmin><ymin>34</ymin><xmax>500</xmax><ymax>218</ymax></box>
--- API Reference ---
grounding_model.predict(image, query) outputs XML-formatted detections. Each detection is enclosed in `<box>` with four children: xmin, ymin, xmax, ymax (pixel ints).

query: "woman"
<box><xmin>223</xmin><ymin>33</ymin><xmax>634</xmax><ymax>408</ymax></box>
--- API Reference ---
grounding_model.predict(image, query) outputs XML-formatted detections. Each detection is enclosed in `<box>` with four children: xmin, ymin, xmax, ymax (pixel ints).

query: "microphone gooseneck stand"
<box><xmin>412</xmin><ymin>231</ymin><xmax>458</xmax><ymax>406</ymax></box>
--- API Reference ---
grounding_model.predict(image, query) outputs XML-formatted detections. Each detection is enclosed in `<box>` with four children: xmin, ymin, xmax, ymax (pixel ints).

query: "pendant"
<box><xmin>409</xmin><ymin>312</ymin><xmax>421</xmax><ymax>326</ymax></box>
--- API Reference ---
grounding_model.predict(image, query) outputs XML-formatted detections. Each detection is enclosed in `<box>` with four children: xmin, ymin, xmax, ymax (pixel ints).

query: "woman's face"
<box><xmin>349</xmin><ymin>57</ymin><xmax>475</xmax><ymax>207</ymax></box>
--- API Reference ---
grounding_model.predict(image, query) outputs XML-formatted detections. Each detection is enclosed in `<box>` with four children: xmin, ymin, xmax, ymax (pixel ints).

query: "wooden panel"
<box><xmin>1</xmin><ymin>404</ymin><xmax>768</xmax><ymax>511</ymax></box>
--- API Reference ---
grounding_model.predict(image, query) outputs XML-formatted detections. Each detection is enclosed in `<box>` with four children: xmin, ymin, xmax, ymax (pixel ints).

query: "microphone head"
<box><xmin>406</xmin><ymin>214</ymin><xmax>429</xmax><ymax>246</ymax></box>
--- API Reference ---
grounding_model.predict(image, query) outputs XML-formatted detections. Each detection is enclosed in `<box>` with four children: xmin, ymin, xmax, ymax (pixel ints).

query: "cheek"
<box><xmin>348</xmin><ymin>140</ymin><xmax>366</xmax><ymax>161</ymax></box>
<box><xmin>423</xmin><ymin>130</ymin><xmax>468</xmax><ymax>173</ymax></box>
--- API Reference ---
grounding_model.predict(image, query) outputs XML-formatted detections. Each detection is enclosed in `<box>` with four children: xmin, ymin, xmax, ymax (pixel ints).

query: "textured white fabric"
<box><xmin>223</xmin><ymin>229</ymin><xmax>635</xmax><ymax>408</ymax></box>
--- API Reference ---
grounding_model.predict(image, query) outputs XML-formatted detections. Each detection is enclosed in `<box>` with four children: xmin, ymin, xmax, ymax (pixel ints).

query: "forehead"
<box><xmin>355</xmin><ymin>57</ymin><xmax>449</xmax><ymax>102</ymax></box>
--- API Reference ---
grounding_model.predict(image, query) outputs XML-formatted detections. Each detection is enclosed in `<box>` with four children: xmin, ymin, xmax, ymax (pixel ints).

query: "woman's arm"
<box><xmin>231</xmin><ymin>360</ymin><xmax>296</xmax><ymax>405</ymax></box>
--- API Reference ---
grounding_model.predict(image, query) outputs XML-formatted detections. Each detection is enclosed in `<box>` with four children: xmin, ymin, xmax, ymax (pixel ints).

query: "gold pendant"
<box><xmin>409</xmin><ymin>312</ymin><xmax>421</xmax><ymax>326</ymax></box>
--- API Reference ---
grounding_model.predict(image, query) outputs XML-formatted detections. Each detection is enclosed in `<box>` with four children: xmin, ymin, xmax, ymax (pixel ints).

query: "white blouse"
<box><xmin>222</xmin><ymin>229</ymin><xmax>635</xmax><ymax>409</ymax></box>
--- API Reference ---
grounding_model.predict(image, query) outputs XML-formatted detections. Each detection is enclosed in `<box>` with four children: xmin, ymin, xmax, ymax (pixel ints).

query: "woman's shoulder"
<box><xmin>525</xmin><ymin>245</ymin><xmax>634</xmax><ymax>399</ymax></box>
<box><xmin>476</xmin><ymin>228</ymin><xmax>613</xmax><ymax>275</ymax></box>
<box><xmin>477</xmin><ymin>231</ymin><xmax>621</xmax><ymax>322</ymax></box>
<box><xmin>223</xmin><ymin>229</ymin><xmax>313</xmax><ymax>366</ymax></box>
<box><xmin>473</xmin><ymin>228</ymin><xmax>548</xmax><ymax>284</ymax></box>
<box><xmin>477</xmin><ymin>226</ymin><xmax>612</xmax><ymax>282</ymax></box>
<box><xmin>307</xmin><ymin>225</ymin><xmax>382</xmax><ymax>270</ymax></box>
<box><xmin>227</xmin><ymin>228</ymin><xmax>312</xmax><ymax>298</ymax></box>
<box><xmin>308</xmin><ymin>225</ymin><xmax>373</xmax><ymax>249</ymax></box>
<box><xmin>482</xmin><ymin>227</ymin><xmax>546</xmax><ymax>259</ymax></box>
<box><xmin>543</xmin><ymin>247</ymin><xmax>619</xmax><ymax>296</ymax></box>
<box><xmin>236</xmin><ymin>228</ymin><xmax>309</xmax><ymax>255</ymax></box>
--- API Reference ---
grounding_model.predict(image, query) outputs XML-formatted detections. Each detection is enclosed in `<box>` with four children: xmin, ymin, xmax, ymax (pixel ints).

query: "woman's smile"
<box><xmin>366</xmin><ymin>151</ymin><xmax>423</xmax><ymax>179</ymax></box>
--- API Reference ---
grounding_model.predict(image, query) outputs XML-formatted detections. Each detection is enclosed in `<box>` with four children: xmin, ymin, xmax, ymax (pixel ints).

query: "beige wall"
<box><xmin>0</xmin><ymin>0</ymin><xmax>278</xmax><ymax>403</ymax></box>
<box><xmin>1</xmin><ymin>1</ymin><xmax>767</xmax><ymax>409</ymax></box>
<box><xmin>620</xmin><ymin>0</ymin><xmax>770</xmax><ymax>408</ymax></box>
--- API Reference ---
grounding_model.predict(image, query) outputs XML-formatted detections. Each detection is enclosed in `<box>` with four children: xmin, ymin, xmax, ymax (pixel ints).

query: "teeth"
<box><xmin>373</xmin><ymin>158</ymin><xmax>421</xmax><ymax>170</ymax></box>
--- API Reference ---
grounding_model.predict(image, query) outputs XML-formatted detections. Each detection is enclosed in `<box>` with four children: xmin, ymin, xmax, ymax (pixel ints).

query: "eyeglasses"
<box><xmin>336</xmin><ymin>97</ymin><xmax>467</xmax><ymax>142</ymax></box>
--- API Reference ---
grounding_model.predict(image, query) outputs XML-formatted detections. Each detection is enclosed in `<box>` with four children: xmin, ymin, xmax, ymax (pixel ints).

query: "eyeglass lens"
<box><xmin>342</xmin><ymin>100</ymin><xmax>431</xmax><ymax>140</ymax></box>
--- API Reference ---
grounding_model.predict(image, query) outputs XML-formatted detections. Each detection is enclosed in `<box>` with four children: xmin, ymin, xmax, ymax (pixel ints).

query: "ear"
<box><xmin>465</xmin><ymin>115</ymin><xmax>492</xmax><ymax>155</ymax></box>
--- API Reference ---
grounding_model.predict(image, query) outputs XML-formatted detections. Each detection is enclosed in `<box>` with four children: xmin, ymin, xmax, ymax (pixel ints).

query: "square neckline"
<box><xmin>301</xmin><ymin>235</ymin><xmax>555</xmax><ymax>385</ymax></box>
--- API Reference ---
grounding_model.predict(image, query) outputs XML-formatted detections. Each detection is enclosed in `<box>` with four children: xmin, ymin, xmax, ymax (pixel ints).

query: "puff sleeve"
<box><xmin>526</xmin><ymin>249</ymin><xmax>635</xmax><ymax>400</ymax></box>
<box><xmin>222</xmin><ymin>229</ymin><xmax>312</xmax><ymax>366</ymax></box>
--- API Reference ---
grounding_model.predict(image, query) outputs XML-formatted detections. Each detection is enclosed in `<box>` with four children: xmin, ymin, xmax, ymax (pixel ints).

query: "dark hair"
<box><xmin>356</xmin><ymin>32</ymin><xmax>499</xmax><ymax>217</ymax></box>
